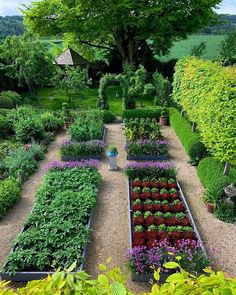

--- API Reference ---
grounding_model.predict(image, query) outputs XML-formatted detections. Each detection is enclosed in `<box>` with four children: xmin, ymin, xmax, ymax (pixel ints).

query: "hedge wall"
<box><xmin>172</xmin><ymin>57</ymin><xmax>236</xmax><ymax>165</ymax></box>
<box><xmin>169</xmin><ymin>107</ymin><xmax>200</xmax><ymax>154</ymax></box>
<box><xmin>122</xmin><ymin>107</ymin><xmax>166</xmax><ymax>120</ymax></box>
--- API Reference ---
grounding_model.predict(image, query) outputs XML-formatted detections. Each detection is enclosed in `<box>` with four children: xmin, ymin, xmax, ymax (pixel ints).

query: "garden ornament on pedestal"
<box><xmin>107</xmin><ymin>144</ymin><xmax>118</xmax><ymax>171</ymax></box>
<box><xmin>224</xmin><ymin>183</ymin><xmax>236</xmax><ymax>205</ymax></box>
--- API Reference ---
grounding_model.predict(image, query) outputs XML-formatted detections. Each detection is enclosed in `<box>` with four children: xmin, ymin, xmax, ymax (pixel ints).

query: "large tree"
<box><xmin>0</xmin><ymin>33</ymin><xmax>54</xmax><ymax>95</ymax></box>
<box><xmin>23</xmin><ymin>0</ymin><xmax>220</xmax><ymax>64</ymax></box>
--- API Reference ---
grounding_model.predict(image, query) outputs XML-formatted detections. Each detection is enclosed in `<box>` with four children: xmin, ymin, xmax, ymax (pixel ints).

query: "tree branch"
<box><xmin>78</xmin><ymin>38</ymin><xmax>116</xmax><ymax>51</ymax></box>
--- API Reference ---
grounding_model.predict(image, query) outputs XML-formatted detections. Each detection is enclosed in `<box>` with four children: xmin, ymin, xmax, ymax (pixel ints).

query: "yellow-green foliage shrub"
<box><xmin>173</xmin><ymin>57</ymin><xmax>236</xmax><ymax>165</ymax></box>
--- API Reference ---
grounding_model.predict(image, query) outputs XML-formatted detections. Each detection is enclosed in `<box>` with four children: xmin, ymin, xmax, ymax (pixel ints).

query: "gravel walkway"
<box><xmin>161</xmin><ymin>126</ymin><xmax>236</xmax><ymax>276</ymax></box>
<box><xmin>84</xmin><ymin>124</ymin><xmax>150</xmax><ymax>293</ymax></box>
<box><xmin>0</xmin><ymin>131</ymin><xmax>67</xmax><ymax>267</ymax></box>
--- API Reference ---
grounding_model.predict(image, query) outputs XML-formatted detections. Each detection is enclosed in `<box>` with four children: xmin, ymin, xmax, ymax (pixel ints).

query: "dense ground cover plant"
<box><xmin>0</xmin><ymin>115</ymin><xmax>12</xmax><ymax>139</ymax></box>
<box><xmin>61</xmin><ymin>140</ymin><xmax>105</xmax><ymax>157</ymax></box>
<box><xmin>68</xmin><ymin>111</ymin><xmax>104</xmax><ymax>142</ymax></box>
<box><xmin>172</xmin><ymin>57</ymin><xmax>236</xmax><ymax>166</ymax></box>
<box><xmin>126</xmin><ymin>140</ymin><xmax>168</xmax><ymax>157</ymax></box>
<box><xmin>0</xmin><ymin>177</ymin><xmax>20</xmax><ymax>219</ymax></box>
<box><xmin>124</xmin><ymin>118</ymin><xmax>162</xmax><ymax>141</ymax></box>
<box><xmin>2</xmin><ymin>164</ymin><xmax>101</xmax><ymax>275</ymax></box>
<box><xmin>0</xmin><ymin>91</ymin><xmax>23</xmax><ymax>108</ymax></box>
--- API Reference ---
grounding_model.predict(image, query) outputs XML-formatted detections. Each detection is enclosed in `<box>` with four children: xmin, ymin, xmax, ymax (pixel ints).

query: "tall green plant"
<box><xmin>172</xmin><ymin>57</ymin><xmax>236</xmax><ymax>168</ymax></box>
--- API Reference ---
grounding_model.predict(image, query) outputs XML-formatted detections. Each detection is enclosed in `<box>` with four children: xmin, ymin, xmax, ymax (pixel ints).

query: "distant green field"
<box><xmin>29</xmin><ymin>86</ymin><xmax>154</xmax><ymax>116</ymax></box>
<box><xmin>157</xmin><ymin>34</ymin><xmax>226</xmax><ymax>61</ymax></box>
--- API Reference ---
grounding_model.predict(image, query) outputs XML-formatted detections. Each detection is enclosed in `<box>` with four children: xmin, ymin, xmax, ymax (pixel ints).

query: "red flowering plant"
<box><xmin>160</xmin><ymin>188</ymin><xmax>169</xmax><ymax>200</ymax></box>
<box><xmin>132</xmin><ymin>199</ymin><xmax>142</xmax><ymax>211</ymax></box>
<box><xmin>144</xmin><ymin>211</ymin><xmax>155</xmax><ymax>226</ymax></box>
<box><xmin>143</xmin><ymin>199</ymin><xmax>153</xmax><ymax>212</ymax></box>
<box><xmin>132</xmin><ymin>186</ymin><xmax>141</xmax><ymax>200</ymax></box>
<box><xmin>150</xmin><ymin>177</ymin><xmax>159</xmax><ymax>188</ymax></box>
<box><xmin>176</xmin><ymin>212</ymin><xmax>190</xmax><ymax>226</ymax></box>
<box><xmin>151</xmin><ymin>187</ymin><xmax>160</xmax><ymax>199</ymax></box>
<box><xmin>153</xmin><ymin>200</ymin><xmax>162</xmax><ymax>211</ymax></box>
<box><xmin>155</xmin><ymin>211</ymin><xmax>165</xmax><ymax>225</ymax></box>
<box><xmin>169</xmin><ymin>188</ymin><xmax>179</xmax><ymax>200</ymax></box>
<box><xmin>168</xmin><ymin>178</ymin><xmax>177</xmax><ymax>189</ymax></box>
<box><xmin>171</xmin><ymin>199</ymin><xmax>185</xmax><ymax>213</ymax></box>
<box><xmin>133</xmin><ymin>225</ymin><xmax>145</xmax><ymax>247</ymax></box>
<box><xmin>142</xmin><ymin>187</ymin><xmax>151</xmax><ymax>199</ymax></box>
<box><xmin>133</xmin><ymin>211</ymin><xmax>144</xmax><ymax>225</ymax></box>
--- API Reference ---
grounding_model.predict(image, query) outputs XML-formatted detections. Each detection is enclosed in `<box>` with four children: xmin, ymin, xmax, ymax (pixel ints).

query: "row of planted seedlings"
<box><xmin>1</xmin><ymin>160</ymin><xmax>101</xmax><ymax>281</ymax></box>
<box><xmin>123</xmin><ymin>117</ymin><xmax>168</xmax><ymax>161</ymax></box>
<box><xmin>124</xmin><ymin>162</ymin><xmax>209</xmax><ymax>282</ymax></box>
<box><xmin>60</xmin><ymin>110</ymin><xmax>106</xmax><ymax>161</ymax></box>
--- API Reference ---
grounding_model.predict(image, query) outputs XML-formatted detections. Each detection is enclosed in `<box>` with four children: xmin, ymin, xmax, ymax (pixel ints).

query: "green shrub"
<box><xmin>102</xmin><ymin>110</ymin><xmax>116</xmax><ymax>123</ymax></box>
<box><xmin>7</xmin><ymin>105</ymin><xmax>38</xmax><ymax>125</ymax></box>
<box><xmin>197</xmin><ymin>157</ymin><xmax>236</xmax><ymax>196</ymax></box>
<box><xmin>61</xmin><ymin>140</ymin><xmax>105</xmax><ymax>157</ymax></box>
<box><xmin>15</xmin><ymin>117</ymin><xmax>45</xmax><ymax>143</ymax></box>
<box><xmin>0</xmin><ymin>108</ymin><xmax>10</xmax><ymax>116</ymax></box>
<box><xmin>122</xmin><ymin>107</ymin><xmax>166</xmax><ymax>120</ymax></box>
<box><xmin>0</xmin><ymin>141</ymin><xmax>21</xmax><ymax>161</ymax></box>
<box><xmin>0</xmin><ymin>95</ymin><xmax>14</xmax><ymax>109</ymax></box>
<box><xmin>2</xmin><ymin>145</ymin><xmax>44</xmax><ymax>182</ymax></box>
<box><xmin>214</xmin><ymin>200</ymin><xmax>236</xmax><ymax>223</ymax></box>
<box><xmin>0</xmin><ymin>115</ymin><xmax>12</xmax><ymax>139</ymax></box>
<box><xmin>188</xmin><ymin>141</ymin><xmax>209</xmax><ymax>166</ymax></box>
<box><xmin>0</xmin><ymin>91</ymin><xmax>23</xmax><ymax>108</ymax></box>
<box><xmin>41</xmin><ymin>112</ymin><xmax>63</xmax><ymax>132</ymax></box>
<box><xmin>0</xmin><ymin>178</ymin><xmax>20</xmax><ymax>219</ymax></box>
<box><xmin>169</xmin><ymin>107</ymin><xmax>200</xmax><ymax>155</ymax></box>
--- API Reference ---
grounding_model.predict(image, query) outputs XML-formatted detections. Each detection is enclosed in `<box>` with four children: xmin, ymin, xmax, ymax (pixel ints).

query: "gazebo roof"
<box><xmin>54</xmin><ymin>48</ymin><xmax>89</xmax><ymax>66</ymax></box>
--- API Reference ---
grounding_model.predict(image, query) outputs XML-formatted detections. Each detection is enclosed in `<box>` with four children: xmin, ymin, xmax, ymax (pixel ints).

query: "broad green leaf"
<box><xmin>163</xmin><ymin>262</ymin><xmax>179</xmax><ymax>269</ymax></box>
<box><xmin>111</xmin><ymin>281</ymin><xmax>126</xmax><ymax>295</ymax></box>
<box><xmin>98</xmin><ymin>274</ymin><xmax>109</xmax><ymax>286</ymax></box>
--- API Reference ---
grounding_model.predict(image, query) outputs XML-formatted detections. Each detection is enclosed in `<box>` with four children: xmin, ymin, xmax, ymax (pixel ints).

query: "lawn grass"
<box><xmin>28</xmin><ymin>86</ymin><xmax>154</xmax><ymax>116</ymax></box>
<box><xmin>157</xmin><ymin>34</ymin><xmax>225</xmax><ymax>62</ymax></box>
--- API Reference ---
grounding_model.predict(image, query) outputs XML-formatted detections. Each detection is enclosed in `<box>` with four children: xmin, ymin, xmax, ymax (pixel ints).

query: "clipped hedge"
<box><xmin>169</xmin><ymin>107</ymin><xmax>200</xmax><ymax>155</ymax></box>
<box><xmin>173</xmin><ymin>57</ymin><xmax>236</xmax><ymax>165</ymax></box>
<box><xmin>197</xmin><ymin>157</ymin><xmax>236</xmax><ymax>196</ymax></box>
<box><xmin>122</xmin><ymin>107</ymin><xmax>166</xmax><ymax>120</ymax></box>
<box><xmin>0</xmin><ymin>178</ymin><xmax>20</xmax><ymax>219</ymax></box>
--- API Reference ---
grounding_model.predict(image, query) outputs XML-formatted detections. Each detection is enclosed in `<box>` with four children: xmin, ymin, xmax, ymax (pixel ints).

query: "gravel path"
<box><xmin>0</xmin><ymin>131</ymin><xmax>67</xmax><ymax>267</ymax></box>
<box><xmin>84</xmin><ymin>124</ymin><xmax>150</xmax><ymax>293</ymax></box>
<box><xmin>161</xmin><ymin>126</ymin><xmax>236</xmax><ymax>276</ymax></box>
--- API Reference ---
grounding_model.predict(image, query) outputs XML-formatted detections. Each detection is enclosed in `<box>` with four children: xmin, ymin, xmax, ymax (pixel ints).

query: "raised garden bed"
<box><xmin>1</xmin><ymin>213</ymin><xmax>93</xmax><ymax>282</ymax></box>
<box><xmin>1</xmin><ymin>161</ymin><xmax>101</xmax><ymax>282</ymax></box>
<box><xmin>125</xmin><ymin>162</ymin><xmax>208</xmax><ymax>283</ymax></box>
<box><xmin>61</xmin><ymin>128</ymin><xmax>106</xmax><ymax>161</ymax></box>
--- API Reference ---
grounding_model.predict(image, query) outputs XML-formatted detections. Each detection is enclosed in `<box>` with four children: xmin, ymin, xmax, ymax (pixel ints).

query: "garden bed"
<box><xmin>125</xmin><ymin>161</ymin><xmax>208</xmax><ymax>283</ymax></box>
<box><xmin>1</xmin><ymin>213</ymin><xmax>93</xmax><ymax>282</ymax></box>
<box><xmin>1</xmin><ymin>161</ymin><xmax>101</xmax><ymax>282</ymax></box>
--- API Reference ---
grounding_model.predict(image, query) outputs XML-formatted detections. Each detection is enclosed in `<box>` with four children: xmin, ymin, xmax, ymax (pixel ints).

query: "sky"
<box><xmin>0</xmin><ymin>0</ymin><xmax>236</xmax><ymax>16</ymax></box>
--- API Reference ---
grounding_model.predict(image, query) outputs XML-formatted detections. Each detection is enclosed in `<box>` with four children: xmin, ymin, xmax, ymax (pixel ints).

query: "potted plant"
<box><xmin>171</xmin><ymin>200</ymin><xmax>185</xmax><ymax>213</ymax></box>
<box><xmin>151</xmin><ymin>187</ymin><xmax>160</xmax><ymax>199</ymax></box>
<box><xmin>168</xmin><ymin>178</ymin><xmax>177</xmax><ymax>189</ymax></box>
<box><xmin>159</xmin><ymin>177</ymin><xmax>168</xmax><ymax>189</ymax></box>
<box><xmin>133</xmin><ymin>225</ymin><xmax>145</xmax><ymax>247</ymax></box>
<box><xmin>133</xmin><ymin>211</ymin><xmax>144</xmax><ymax>225</ymax></box>
<box><xmin>132</xmin><ymin>177</ymin><xmax>142</xmax><ymax>187</ymax></box>
<box><xmin>132</xmin><ymin>199</ymin><xmax>142</xmax><ymax>211</ymax></box>
<box><xmin>169</xmin><ymin>188</ymin><xmax>179</xmax><ymax>200</ymax></box>
<box><xmin>144</xmin><ymin>211</ymin><xmax>155</xmax><ymax>226</ymax></box>
<box><xmin>157</xmin><ymin>224</ymin><xmax>169</xmax><ymax>241</ymax></box>
<box><xmin>142</xmin><ymin>187</ymin><xmax>151</xmax><ymax>199</ymax></box>
<box><xmin>159</xmin><ymin>110</ymin><xmax>168</xmax><ymax>126</ymax></box>
<box><xmin>155</xmin><ymin>211</ymin><xmax>165</xmax><ymax>225</ymax></box>
<box><xmin>143</xmin><ymin>199</ymin><xmax>153</xmax><ymax>212</ymax></box>
<box><xmin>153</xmin><ymin>200</ymin><xmax>162</xmax><ymax>211</ymax></box>
<box><xmin>132</xmin><ymin>186</ymin><xmax>141</xmax><ymax>200</ymax></box>
<box><xmin>162</xmin><ymin>200</ymin><xmax>171</xmax><ymax>213</ymax></box>
<box><xmin>150</xmin><ymin>177</ymin><xmax>159</xmax><ymax>188</ymax></box>
<box><xmin>107</xmin><ymin>144</ymin><xmax>118</xmax><ymax>171</ymax></box>
<box><xmin>142</xmin><ymin>177</ymin><xmax>150</xmax><ymax>188</ymax></box>
<box><xmin>146</xmin><ymin>225</ymin><xmax>157</xmax><ymax>241</ymax></box>
<box><xmin>160</xmin><ymin>188</ymin><xmax>169</xmax><ymax>200</ymax></box>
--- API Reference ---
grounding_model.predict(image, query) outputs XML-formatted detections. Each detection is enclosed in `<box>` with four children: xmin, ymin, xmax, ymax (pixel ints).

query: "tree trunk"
<box><xmin>223</xmin><ymin>162</ymin><xmax>230</xmax><ymax>175</ymax></box>
<box><xmin>181</xmin><ymin>109</ymin><xmax>185</xmax><ymax>117</ymax></box>
<box><xmin>115</xmin><ymin>31</ymin><xmax>137</xmax><ymax>64</ymax></box>
<box><xmin>192</xmin><ymin>122</ymin><xmax>196</xmax><ymax>132</ymax></box>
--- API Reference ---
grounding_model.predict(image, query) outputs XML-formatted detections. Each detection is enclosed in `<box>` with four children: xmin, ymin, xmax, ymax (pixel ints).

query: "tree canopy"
<box><xmin>23</xmin><ymin>0</ymin><xmax>220</xmax><ymax>64</ymax></box>
<box><xmin>0</xmin><ymin>34</ymin><xmax>54</xmax><ymax>95</ymax></box>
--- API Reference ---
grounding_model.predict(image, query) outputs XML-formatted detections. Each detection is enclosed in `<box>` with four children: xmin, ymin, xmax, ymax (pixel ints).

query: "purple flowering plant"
<box><xmin>125</xmin><ymin>140</ymin><xmax>168</xmax><ymax>156</ymax></box>
<box><xmin>45</xmin><ymin>159</ymin><xmax>101</xmax><ymax>171</ymax></box>
<box><xmin>124</xmin><ymin>161</ymin><xmax>176</xmax><ymax>179</ymax></box>
<box><xmin>127</xmin><ymin>239</ymin><xmax>210</xmax><ymax>276</ymax></box>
